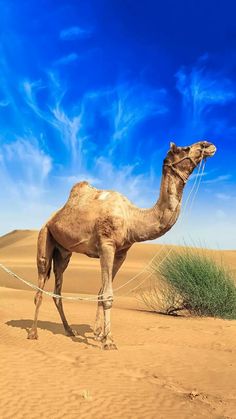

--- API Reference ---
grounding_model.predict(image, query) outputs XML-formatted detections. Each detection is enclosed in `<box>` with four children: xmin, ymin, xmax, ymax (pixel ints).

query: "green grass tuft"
<box><xmin>141</xmin><ymin>248</ymin><xmax>236</xmax><ymax>319</ymax></box>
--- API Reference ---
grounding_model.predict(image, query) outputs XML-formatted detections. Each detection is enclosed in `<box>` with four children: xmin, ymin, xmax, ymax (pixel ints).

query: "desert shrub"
<box><xmin>141</xmin><ymin>248</ymin><xmax>236</xmax><ymax>319</ymax></box>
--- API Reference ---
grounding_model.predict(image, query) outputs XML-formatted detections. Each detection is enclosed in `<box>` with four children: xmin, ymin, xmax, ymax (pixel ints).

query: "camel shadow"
<box><xmin>6</xmin><ymin>319</ymin><xmax>98</xmax><ymax>348</ymax></box>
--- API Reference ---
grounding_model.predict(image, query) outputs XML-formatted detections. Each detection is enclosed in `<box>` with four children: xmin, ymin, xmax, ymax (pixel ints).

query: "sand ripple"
<box><xmin>1</xmin><ymin>288</ymin><xmax>236</xmax><ymax>418</ymax></box>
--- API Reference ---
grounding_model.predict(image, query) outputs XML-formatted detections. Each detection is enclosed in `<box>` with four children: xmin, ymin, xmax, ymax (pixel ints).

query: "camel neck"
<box><xmin>154</xmin><ymin>166</ymin><xmax>185</xmax><ymax>214</ymax></box>
<box><xmin>130</xmin><ymin>165</ymin><xmax>185</xmax><ymax>243</ymax></box>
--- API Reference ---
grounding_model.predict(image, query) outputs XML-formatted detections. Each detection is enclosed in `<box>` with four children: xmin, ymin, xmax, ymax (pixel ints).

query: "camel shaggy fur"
<box><xmin>28</xmin><ymin>140</ymin><xmax>216</xmax><ymax>349</ymax></box>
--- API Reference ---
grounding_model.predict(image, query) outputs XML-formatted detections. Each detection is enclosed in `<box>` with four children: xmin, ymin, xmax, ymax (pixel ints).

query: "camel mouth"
<box><xmin>203</xmin><ymin>144</ymin><xmax>217</xmax><ymax>157</ymax></box>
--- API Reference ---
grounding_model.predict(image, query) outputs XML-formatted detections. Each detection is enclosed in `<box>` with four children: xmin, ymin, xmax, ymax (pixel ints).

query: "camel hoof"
<box><xmin>65</xmin><ymin>328</ymin><xmax>77</xmax><ymax>337</ymax></box>
<box><xmin>103</xmin><ymin>343</ymin><xmax>118</xmax><ymax>351</ymax></box>
<box><xmin>27</xmin><ymin>330</ymin><xmax>38</xmax><ymax>340</ymax></box>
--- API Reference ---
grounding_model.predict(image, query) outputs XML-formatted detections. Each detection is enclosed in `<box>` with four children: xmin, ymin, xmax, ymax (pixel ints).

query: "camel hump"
<box><xmin>67</xmin><ymin>180</ymin><xmax>96</xmax><ymax>202</ymax></box>
<box><xmin>73</xmin><ymin>180</ymin><xmax>89</xmax><ymax>190</ymax></box>
<box><xmin>69</xmin><ymin>181</ymin><xmax>89</xmax><ymax>195</ymax></box>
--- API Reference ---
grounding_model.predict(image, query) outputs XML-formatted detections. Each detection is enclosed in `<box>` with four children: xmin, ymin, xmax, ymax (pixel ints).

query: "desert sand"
<box><xmin>1</xmin><ymin>230</ymin><xmax>236</xmax><ymax>418</ymax></box>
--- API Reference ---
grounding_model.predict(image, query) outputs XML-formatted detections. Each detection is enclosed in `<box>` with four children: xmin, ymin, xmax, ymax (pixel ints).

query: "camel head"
<box><xmin>164</xmin><ymin>140</ymin><xmax>217</xmax><ymax>183</ymax></box>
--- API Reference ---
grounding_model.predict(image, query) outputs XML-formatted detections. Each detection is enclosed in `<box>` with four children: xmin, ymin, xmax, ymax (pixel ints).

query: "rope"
<box><xmin>188</xmin><ymin>159</ymin><xmax>206</xmax><ymax>215</ymax></box>
<box><xmin>0</xmin><ymin>149</ymin><xmax>207</xmax><ymax>302</ymax></box>
<box><xmin>128</xmin><ymin>152</ymin><xmax>207</xmax><ymax>294</ymax></box>
<box><xmin>0</xmin><ymin>261</ymin><xmax>156</xmax><ymax>301</ymax></box>
<box><xmin>181</xmin><ymin>156</ymin><xmax>204</xmax><ymax>220</ymax></box>
<box><xmin>150</xmin><ymin>153</ymin><xmax>206</xmax><ymax>280</ymax></box>
<box><xmin>126</xmin><ymin>247</ymin><xmax>173</xmax><ymax>296</ymax></box>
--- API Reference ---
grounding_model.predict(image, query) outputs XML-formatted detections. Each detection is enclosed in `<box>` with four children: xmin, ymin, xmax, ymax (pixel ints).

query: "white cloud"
<box><xmin>176</xmin><ymin>60</ymin><xmax>236</xmax><ymax>138</ymax></box>
<box><xmin>21</xmin><ymin>74</ymin><xmax>168</xmax><ymax>169</ymax></box>
<box><xmin>0</xmin><ymin>99</ymin><xmax>10</xmax><ymax>107</ymax></box>
<box><xmin>93</xmin><ymin>157</ymin><xmax>159</xmax><ymax>207</ymax></box>
<box><xmin>215</xmin><ymin>192</ymin><xmax>231</xmax><ymax>200</ymax></box>
<box><xmin>0</xmin><ymin>137</ymin><xmax>54</xmax><ymax>235</ymax></box>
<box><xmin>189</xmin><ymin>171</ymin><xmax>208</xmax><ymax>180</ymax></box>
<box><xmin>203</xmin><ymin>174</ymin><xmax>231</xmax><ymax>184</ymax></box>
<box><xmin>216</xmin><ymin>209</ymin><xmax>226</xmax><ymax>219</ymax></box>
<box><xmin>163</xmin><ymin>213</ymin><xmax>236</xmax><ymax>250</ymax></box>
<box><xmin>20</xmin><ymin>74</ymin><xmax>164</xmax><ymax>209</ymax></box>
<box><xmin>110</xmin><ymin>85</ymin><xmax>167</xmax><ymax>145</ymax></box>
<box><xmin>50</xmin><ymin>104</ymin><xmax>85</xmax><ymax>163</ymax></box>
<box><xmin>22</xmin><ymin>79</ymin><xmax>48</xmax><ymax>121</ymax></box>
<box><xmin>60</xmin><ymin>26</ymin><xmax>93</xmax><ymax>40</ymax></box>
<box><xmin>1</xmin><ymin>137</ymin><xmax>52</xmax><ymax>199</ymax></box>
<box><xmin>176</xmin><ymin>66</ymin><xmax>235</xmax><ymax>116</ymax></box>
<box><xmin>22</xmin><ymin>75</ymin><xmax>85</xmax><ymax>163</ymax></box>
<box><xmin>54</xmin><ymin>53</ymin><xmax>78</xmax><ymax>66</ymax></box>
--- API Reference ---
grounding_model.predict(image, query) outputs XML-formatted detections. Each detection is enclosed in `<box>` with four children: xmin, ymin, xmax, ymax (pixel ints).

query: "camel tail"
<box><xmin>37</xmin><ymin>224</ymin><xmax>55</xmax><ymax>280</ymax></box>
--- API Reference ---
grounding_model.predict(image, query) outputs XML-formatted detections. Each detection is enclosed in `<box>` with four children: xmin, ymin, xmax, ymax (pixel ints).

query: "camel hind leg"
<box><xmin>28</xmin><ymin>225</ymin><xmax>55</xmax><ymax>340</ymax></box>
<box><xmin>52</xmin><ymin>247</ymin><xmax>74</xmax><ymax>336</ymax></box>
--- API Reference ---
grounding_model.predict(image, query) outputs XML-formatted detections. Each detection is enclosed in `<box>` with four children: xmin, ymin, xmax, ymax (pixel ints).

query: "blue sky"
<box><xmin>0</xmin><ymin>0</ymin><xmax>235</xmax><ymax>249</ymax></box>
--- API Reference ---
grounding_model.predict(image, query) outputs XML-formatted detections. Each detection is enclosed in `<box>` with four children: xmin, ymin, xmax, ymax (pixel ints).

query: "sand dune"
<box><xmin>1</xmin><ymin>230</ymin><xmax>236</xmax><ymax>418</ymax></box>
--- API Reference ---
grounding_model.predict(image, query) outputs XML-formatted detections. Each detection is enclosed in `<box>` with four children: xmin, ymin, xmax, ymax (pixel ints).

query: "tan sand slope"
<box><xmin>1</xmin><ymin>286</ymin><xmax>236</xmax><ymax>419</ymax></box>
<box><xmin>0</xmin><ymin>229</ymin><xmax>236</xmax><ymax>295</ymax></box>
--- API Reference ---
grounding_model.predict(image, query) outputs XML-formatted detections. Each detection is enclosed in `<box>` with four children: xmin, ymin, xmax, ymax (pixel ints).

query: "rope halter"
<box><xmin>164</xmin><ymin>147</ymin><xmax>205</xmax><ymax>184</ymax></box>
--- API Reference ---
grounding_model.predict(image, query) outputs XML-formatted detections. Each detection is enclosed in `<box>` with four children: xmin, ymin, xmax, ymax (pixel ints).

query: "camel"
<box><xmin>27</xmin><ymin>140</ymin><xmax>216</xmax><ymax>349</ymax></box>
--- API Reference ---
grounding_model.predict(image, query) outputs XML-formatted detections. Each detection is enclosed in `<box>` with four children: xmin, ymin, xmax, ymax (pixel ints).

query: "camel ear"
<box><xmin>170</xmin><ymin>142</ymin><xmax>178</xmax><ymax>153</ymax></box>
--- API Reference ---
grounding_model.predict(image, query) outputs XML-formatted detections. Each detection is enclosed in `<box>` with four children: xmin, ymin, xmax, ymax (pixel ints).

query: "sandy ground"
<box><xmin>1</xmin><ymin>230</ymin><xmax>236</xmax><ymax>418</ymax></box>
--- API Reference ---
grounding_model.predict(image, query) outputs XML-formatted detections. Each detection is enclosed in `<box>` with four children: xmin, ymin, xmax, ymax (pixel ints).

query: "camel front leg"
<box><xmin>99</xmin><ymin>242</ymin><xmax>117</xmax><ymax>350</ymax></box>
<box><xmin>94</xmin><ymin>250</ymin><xmax>128</xmax><ymax>342</ymax></box>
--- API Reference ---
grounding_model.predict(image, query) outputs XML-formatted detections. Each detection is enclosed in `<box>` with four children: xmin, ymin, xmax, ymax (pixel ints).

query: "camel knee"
<box><xmin>37</xmin><ymin>256</ymin><xmax>51</xmax><ymax>277</ymax></box>
<box><xmin>102</xmin><ymin>295</ymin><xmax>113</xmax><ymax>310</ymax></box>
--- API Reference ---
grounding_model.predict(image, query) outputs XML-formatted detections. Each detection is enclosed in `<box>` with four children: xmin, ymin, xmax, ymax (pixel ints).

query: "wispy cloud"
<box><xmin>189</xmin><ymin>171</ymin><xmax>208</xmax><ymax>180</ymax></box>
<box><xmin>216</xmin><ymin>209</ymin><xmax>226</xmax><ymax>219</ymax></box>
<box><xmin>22</xmin><ymin>79</ymin><xmax>48</xmax><ymax>121</ymax></box>
<box><xmin>203</xmin><ymin>174</ymin><xmax>231</xmax><ymax>184</ymax></box>
<box><xmin>215</xmin><ymin>192</ymin><xmax>231</xmax><ymax>200</ymax></box>
<box><xmin>93</xmin><ymin>157</ymin><xmax>159</xmax><ymax>207</ymax></box>
<box><xmin>0</xmin><ymin>134</ymin><xmax>54</xmax><ymax>229</ymax></box>
<box><xmin>54</xmin><ymin>53</ymin><xmax>78</xmax><ymax>66</ymax></box>
<box><xmin>176</xmin><ymin>58</ymin><xmax>236</xmax><ymax>137</ymax></box>
<box><xmin>1</xmin><ymin>137</ymin><xmax>52</xmax><ymax>198</ymax></box>
<box><xmin>50</xmin><ymin>104</ymin><xmax>85</xmax><ymax>165</ymax></box>
<box><xmin>0</xmin><ymin>99</ymin><xmax>10</xmax><ymax>107</ymax></box>
<box><xmin>176</xmin><ymin>66</ymin><xmax>235</xmax><ymax>118</ymax></box>
<box><xmin>215</xmin><ymin>192</ymin><xmax>236</xmax><ymax>201</ymax></box>
<box><xmin>21</xmin><ymin>73</ymin><xmax>167</xmax><ymax>172</ymax></box>
<box><xmin>19</xmin><ymin>73</ymin><xmax>164</xmax><ymax>208</ymax></box>
<box><xmin>82</xmin><ymin>83</ymin><xmax>168</xmax><ymax>157</ymax></box>
<box><xmin>21</xmin><ymin>75</ymin><xmax>85</xmax><ymax>164</ymax></box>
<box><xmin>60</xmin><ymin>26</ymin><xmax>93</xmax><ymax>40</ymax></box>
<box><xmin>107</xmin><ymin>84</ymin><xmax>167</xmax><ymax>154</ymax></box>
